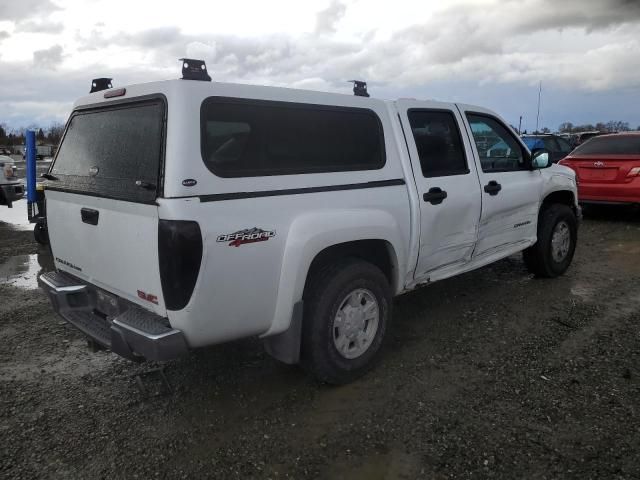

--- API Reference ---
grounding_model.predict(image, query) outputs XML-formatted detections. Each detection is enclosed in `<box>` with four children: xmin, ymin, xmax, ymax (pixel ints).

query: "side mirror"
<box><xmin>531</xmin><ymin>149</ymin><xmax>551</xmax><ymax>169</ymax></box>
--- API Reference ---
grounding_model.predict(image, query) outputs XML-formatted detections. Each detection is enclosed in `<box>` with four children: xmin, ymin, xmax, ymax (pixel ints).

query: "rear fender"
<box><xmin>262</xmin><ymin>208</ymin><xmax>406</xmax><ymax>337</ymax></box>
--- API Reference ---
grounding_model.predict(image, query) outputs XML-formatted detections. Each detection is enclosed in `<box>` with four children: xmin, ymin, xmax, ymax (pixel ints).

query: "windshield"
<box><xmin>573</xmin><ymin>136</ymin><xmax>640</xmax><ymax>156</ymax></box>
<box><xmin>51</xmin><ymin>100</ymin><xmax>165</xmax><ymax>203</ymax></box>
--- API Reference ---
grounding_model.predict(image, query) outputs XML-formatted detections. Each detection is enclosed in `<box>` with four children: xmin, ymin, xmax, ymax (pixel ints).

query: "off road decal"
<box><xmin>217</xmin><ymin>228</ymin><xmax>276</xmax><ymax>247</ymax></box>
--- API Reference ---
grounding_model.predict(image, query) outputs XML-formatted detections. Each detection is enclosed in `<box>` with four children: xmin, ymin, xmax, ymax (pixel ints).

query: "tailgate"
<box><xmin>47</xmin><ymin>190</ymin><xmax>166</xmax><ymax>315</ymax></box>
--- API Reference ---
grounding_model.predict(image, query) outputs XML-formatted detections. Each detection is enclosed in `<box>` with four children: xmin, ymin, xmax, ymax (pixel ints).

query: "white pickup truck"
<box><xmin>0</xmin><ymin>155</ymin><xmax>24</xmax><ymax>208</ymax></box>
<box><xmin>39</xmin><ymin>61</ymin><xmax>579</xmax><ymax>384</ymax></box>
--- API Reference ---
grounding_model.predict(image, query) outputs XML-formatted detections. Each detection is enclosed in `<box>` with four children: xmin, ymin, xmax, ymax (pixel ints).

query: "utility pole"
<box><xmin>518</xmin><ymin>116</ymin><xmax>523</xmax><ymax>135</ymax></box>
<box><xmin>535</xmin><ymin>81</ymin><xmax>542</xmax><ymax>133</ymax></box>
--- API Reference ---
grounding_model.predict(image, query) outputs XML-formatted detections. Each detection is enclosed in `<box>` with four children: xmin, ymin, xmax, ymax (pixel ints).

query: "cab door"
<box><xmin>457</xmin><ymin>106</ymin><xmax>544</xmax><ymax>259</ymax></box>
<box><xmin>396</xmin><ymin>100</ymin><xmax>483</xmax><ymax>281</ymax></box>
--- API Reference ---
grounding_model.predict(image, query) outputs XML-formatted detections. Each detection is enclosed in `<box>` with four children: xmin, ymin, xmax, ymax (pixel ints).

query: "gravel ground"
<box><xmin>1</xmin><ymin>205</ymin><xmax>639</xmax><ymax>479</ymax></box>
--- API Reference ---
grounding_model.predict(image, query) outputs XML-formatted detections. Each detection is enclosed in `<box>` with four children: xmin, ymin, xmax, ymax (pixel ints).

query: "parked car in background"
<box><xmin>559</xmin><ymin>133</ymin><xmax>640</xmax><ymax>206</ymax></box>
<box><xmin>0</xmin><ymin>155</ymin><xmax>24</xmax><ymax>208</ymax></box>
<box><xmin>20</xmin><ymin>145</ymin><xmax>55</xmax><ymax>160</ymax></box>
<box><xmin>573</xmin><ymin>131</ymin><xmax>602</xmax><ymax>148</ymax></box>
<box><xmin>521</xmin><ymin>134</ymin><xmax>573</xmax><ymax>163</ymax></box>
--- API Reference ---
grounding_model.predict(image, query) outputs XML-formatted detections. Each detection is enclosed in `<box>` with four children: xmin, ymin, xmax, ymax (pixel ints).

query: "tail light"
<box><xmin>158</xmin><ymin>220</ymin><xmax>203</xmax><ymax>311</ymax></box>
<box><xmin>627</xmin><ymin>167</ymin><xmax>640</xmax><ymax>178</ymax></box>
<box><xmin>558</xmin><ymin>159</ymin><xmax>578</xmax><ymax>185</ymax></box>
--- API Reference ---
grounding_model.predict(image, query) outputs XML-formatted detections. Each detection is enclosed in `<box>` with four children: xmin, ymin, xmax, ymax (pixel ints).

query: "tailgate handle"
<box><xmin>81</xmin><ymin>208</ymin><xmax>99</xmax><ymax>226</ymax></box>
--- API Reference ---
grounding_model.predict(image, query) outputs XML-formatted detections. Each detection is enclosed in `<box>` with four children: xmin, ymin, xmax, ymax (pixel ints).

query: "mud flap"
<box><xmin>263</xmin><ymin>301</ymin><xmax>303</xmax><ymax>365</ymax></box>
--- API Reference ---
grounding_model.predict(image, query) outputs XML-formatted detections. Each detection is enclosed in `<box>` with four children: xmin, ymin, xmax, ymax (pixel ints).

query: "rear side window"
<box><xmin>573</xmin><ymin>136</ymin><xmax>640</xmax><ymax>155</ymax></box>
<box><xmin>201</xmin><ymin>98</ymin><xmax>385</xmax><ymax>177</ymax></box>
<box><xmin>408</xmin><ymin>110</ymin><xmax>468</xmax><ymax>177</ymax></box>
<box><xmin>51</xmin><ymin>100</ymin><xmax>164</xmax><ymax>203</ymax></box>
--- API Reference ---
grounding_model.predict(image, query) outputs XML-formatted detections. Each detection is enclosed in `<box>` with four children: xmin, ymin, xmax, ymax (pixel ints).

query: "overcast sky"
<box><xmin>1</xmin><ymin>0</ymin><xmax>640</xmax><ymax>132</ymax></box>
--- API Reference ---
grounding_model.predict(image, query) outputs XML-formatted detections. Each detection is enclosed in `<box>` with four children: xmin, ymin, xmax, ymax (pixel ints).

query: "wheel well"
<box><xmin>304</xmin><ymin>240</ymin><xmax>398</xmax><ymax>296</ymax></box>
<box><xmin>541</xmin><ymin>190</ymin><xmax>576</xmax><ymax>213</ymax></box>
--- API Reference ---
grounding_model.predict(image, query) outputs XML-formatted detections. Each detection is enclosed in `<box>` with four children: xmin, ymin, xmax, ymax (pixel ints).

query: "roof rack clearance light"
<box><xmin>349</xmin><ymin>80</ymin><xmax>369</xmax><ymax>97</ymax></box>
<box><xmin>180</xmin><ymin>58</ymin><xmax>211</xmax><ymax>82</ymax></box>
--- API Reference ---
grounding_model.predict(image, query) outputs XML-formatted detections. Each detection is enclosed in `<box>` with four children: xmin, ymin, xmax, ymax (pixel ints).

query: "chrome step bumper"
<box><xmin>39</xmin><ymin>271</ymin><xmax>188</xmax><ymax>361</ymax></box>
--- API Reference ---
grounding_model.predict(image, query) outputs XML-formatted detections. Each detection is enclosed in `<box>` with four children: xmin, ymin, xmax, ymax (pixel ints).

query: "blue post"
<box><xmin>26</xmin><ymin>130</ymin><xmax>37</xmax><ymax>203</ymax></box>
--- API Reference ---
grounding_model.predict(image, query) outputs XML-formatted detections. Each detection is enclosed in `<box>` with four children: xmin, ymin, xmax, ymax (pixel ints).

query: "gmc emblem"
<box><xmin>137</xmin><ymin>290</ymin><xmax>159</xmax><ymax>305</ymax></box>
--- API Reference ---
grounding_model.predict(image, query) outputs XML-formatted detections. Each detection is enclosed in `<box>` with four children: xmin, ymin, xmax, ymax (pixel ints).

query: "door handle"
<box><xmin>423</xmin><ymin>187</ymin><xmax>447</xmax><ymax>205</ymax></box>
<box><xmin>81</xmin><ymin>208</ymin><xmax>99</xmax><ymax>225</ymax></box>
<box><xmin>484</xmin><ymin>180</ymin><xmax>502</xmax><ymax>195</ymax></box>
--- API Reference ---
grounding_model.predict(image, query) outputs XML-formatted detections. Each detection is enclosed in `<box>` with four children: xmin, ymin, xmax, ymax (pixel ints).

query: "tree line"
<box><xmin>0</xmin><ymin>123</ymin><xmax>65</xmax><ymax>147</ymax></box>
<box><xmin>557</xmin><ymin>121</ymin><xmax>640</xmax><ymax>133</ymax></box>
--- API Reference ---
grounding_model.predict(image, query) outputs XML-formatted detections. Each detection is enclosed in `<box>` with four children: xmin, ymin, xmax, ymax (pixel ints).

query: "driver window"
<box><xmin>466</xmin><ymin>114</ymin><xmax>527</xmax><ymax>172</ymax></box>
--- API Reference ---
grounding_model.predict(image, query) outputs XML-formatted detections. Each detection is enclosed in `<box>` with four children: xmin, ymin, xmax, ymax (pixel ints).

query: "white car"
<box><xmin>39</xmin><ymin>60</ymin><xmax>579</xmax><ymax>384</ymax></box>
<box><xmin>0</xmin><ymin>155</ymin><xmax>24</xmax><ymax>208</ymax></box>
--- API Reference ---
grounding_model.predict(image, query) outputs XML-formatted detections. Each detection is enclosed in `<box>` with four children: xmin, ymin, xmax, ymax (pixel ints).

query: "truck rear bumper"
<box><xmin>39</xmin><ymin>271</ymin><xmax>188</xmax><ymax>361</ymax></box>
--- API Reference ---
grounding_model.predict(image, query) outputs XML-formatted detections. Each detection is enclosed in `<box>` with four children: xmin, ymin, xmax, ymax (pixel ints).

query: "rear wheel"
<box><xmin>523</xmin><ymin>204</ymin><xmax>577</xmax><ymax>277</ymax></box>
<box><xmin>301</xmin><ymin>259</ymin><xmax>391</xmax><ymax>384</ymax></box>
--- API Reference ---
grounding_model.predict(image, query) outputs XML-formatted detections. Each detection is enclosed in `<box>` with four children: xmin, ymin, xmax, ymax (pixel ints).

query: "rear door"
<box><xmin>396</xmin><ymin>100</ymin><xmax>482</xmax><ymax>280</ymax></box>
<box><xmin>45</xmin><ymin>98</ymin><xmax>167</xmax><ymax>314</ymax></box>
<box><xmin>459</xmin><ymin>107</ymin><xmax>543</xmax><ymax>258</ymax></box>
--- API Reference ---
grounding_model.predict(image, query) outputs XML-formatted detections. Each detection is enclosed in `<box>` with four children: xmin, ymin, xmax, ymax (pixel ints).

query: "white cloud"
<box><xmin>315</xmin><ymin>1</ymin><xmax>347</xmax><ymax>34</ymax></box>
<box><xmin>0</xmin><ymin>0</ymin><xmax>60</xmax><ymax>21</ymax></box>
<box><xmin>33</xmin><ymin>44</ymin><xmax>64</xmax><ymax>69</ymax></box>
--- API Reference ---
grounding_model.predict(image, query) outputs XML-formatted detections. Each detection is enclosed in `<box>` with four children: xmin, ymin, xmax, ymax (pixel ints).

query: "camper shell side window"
<box><xmin>200</xmin><ymin>97</ymin><xmax>386</xmax><ymax>178</ymax></box>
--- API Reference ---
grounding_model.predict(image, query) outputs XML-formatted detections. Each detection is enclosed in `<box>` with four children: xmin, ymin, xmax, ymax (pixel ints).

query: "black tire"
<box><xmin>34</xmin><ymin>221</ymin><xmax>49</xmax><ymax>246</ymax></box>
<box><xmin>301</xmin><ymin>259</ymin><xmax>392</xmax><ymax>385</ymax></box>
<box><xmin>523</xmin><ymin>204</ymin><xmax>577</xmax><ymax>278</ymax></box>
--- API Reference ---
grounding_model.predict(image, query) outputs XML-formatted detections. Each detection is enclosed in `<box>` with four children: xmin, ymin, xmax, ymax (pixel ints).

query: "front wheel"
<box><xmin>523</xmin><ymin>204</ymin><xmax>577</xmax><ymax>278</ymax></box>
<box><xmin>301</xmin><ymin>259</ymin><xmax>391</xmax><ymax>385</ymax></box>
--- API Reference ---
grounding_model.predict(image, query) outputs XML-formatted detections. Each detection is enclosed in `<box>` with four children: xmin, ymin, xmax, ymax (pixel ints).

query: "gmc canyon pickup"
<box><xmin>39</xmin><ymin>61</ymin><xmax>579</xmax><ymax>384</ymax></box>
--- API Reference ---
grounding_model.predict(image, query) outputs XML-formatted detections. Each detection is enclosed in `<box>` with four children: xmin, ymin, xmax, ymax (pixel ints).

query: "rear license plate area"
<box><xmin>96</xmin><ymin>289</ymin><xmax>120</xmax><ymax>317</ymax></box>
<box><xmin>579</xmin><ymin>168</ymin><xmax>616</xmax><ymax>181</ymax></box>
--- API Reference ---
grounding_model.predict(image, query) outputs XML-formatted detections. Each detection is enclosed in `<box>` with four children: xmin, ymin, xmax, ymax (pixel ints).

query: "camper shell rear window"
<box><xmin>49</xmin><ymin>96</ymin><xmax>166</xmax><ymax>203</ymax></box>
<box><xmin>200</xmin><ymin>97</ymin><xmax>385</xmax><ymax>177</ymax></box>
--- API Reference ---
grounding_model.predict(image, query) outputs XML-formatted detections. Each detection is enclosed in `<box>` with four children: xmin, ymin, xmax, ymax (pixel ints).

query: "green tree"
<box><xmin>47</xmin><ymin>123</ymin><xmax>65</xmax><ymax>145</ymax></box>
<box><xmin>558</xmin><ymin>122</ymin><xmax>574</xmax><ymax>133</ymax></box>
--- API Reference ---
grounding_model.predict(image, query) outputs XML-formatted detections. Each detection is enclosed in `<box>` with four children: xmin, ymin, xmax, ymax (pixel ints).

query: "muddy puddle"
<box><xmin>0</xmin><ymin>251</ymin><xmax>53</xmax><ymax>290</ymax></box>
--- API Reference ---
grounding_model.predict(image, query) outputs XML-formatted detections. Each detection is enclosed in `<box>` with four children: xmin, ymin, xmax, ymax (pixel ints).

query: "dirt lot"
<box><xmin>1</xmin><ymin>205</ymin><xmax>639</xmax><ymax>479</ymax></box>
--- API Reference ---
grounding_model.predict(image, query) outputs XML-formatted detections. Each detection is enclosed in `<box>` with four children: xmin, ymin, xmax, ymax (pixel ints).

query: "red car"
<box><xmin>558</xmin><ymin>133</ymin><xmax>640</xmax><ymax>205</ymax></box>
